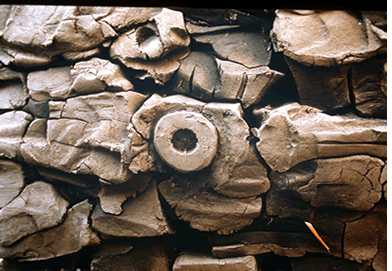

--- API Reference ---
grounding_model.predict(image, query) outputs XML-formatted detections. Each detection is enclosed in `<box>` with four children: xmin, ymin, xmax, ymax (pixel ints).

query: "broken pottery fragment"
<box><xmin>291</xmin><ymin>254</ymin><xmax>367</xmax><ymax>271</ymax></box>
<box><xmin>254</xmin><ymin>103</ymin><xmax>387</xmax><ymax>172</ymax></box>
<box><xmin>215</xmin><ymin>58</ymin><xmax>283</xmax><ymax>108</ymax></box>
<box><xmin>269</xmin><ymin>155</ymin><xmax>384</xmax><ymax>211</ymax></box>
<box><xmin>27</xmin><ymin>66</ymin><xmax>73</xmax><ymax>101</ymax></box>
<box><xmin>97</xmin><ymin>174</ymin><xmax>151</xmax><ymax>215</ymax></box>
<box><xmin>271</xmin><ymin>10</ymin><xmax>387</xmax><ymax>67</ymax></box>
<box><xmin>0</xmin><ymin>199</ymin><xmax>100</xmax><ymax>261</ymax></box>
<box><xmin>285</xmin><ymin>57</ymin><xmax>351</xmax><ymax>112</ymax></box>
<box><xmin>92</xmin><ymin>180</ymin><xmax>174</xmax><ymax>237</ymax></box>
<box><xmin>193</xmin><ymin>28</ymin><xmax>272</xmax><ymax>68</ymax></box>
<box><xmin>91</xmin><ymin>238</ymin><xmax>172</xmax><ymax>271</ymax></box>
<box><xmin>350</xmin><ymin>56</ymin><xmax>387</xmax><ymax>118</ymax></box>
<box><xmin>158</xmin><ymin>176</ymin><xmax>262</xmax><ymax>235</ymax></box>
<box><xmin>210</xmin><ymin>230</ymin><xmax>339</xmax><ymax>258</ymax></box>
<box><xmin>173</xmin><ymin>251</ymin><xmax>258</xmax><ymax>271</ymax></box>
<box><xmin>110</xmin><ymin>8</ymin><xmax>190</xmax><ymax>85</ymax></box>
<box><xmin>21</xmin><ymin>91</ymin><xmax>147</xmax><ymax>184</ymax></box>
<box><xmin>0</xmin><ymin>160</ymin><xmax>25</xmax><ymax>208</ymax></box>
<box><xmin>70</xmin><ymin>57</ymin><xmax>134</xmax><ymax>94</ymax></box>
<box><xmin>0</xmin><ymin>110</ymin><xmax>32</xmax><ymax>160</ymax></box>
<box><xmin>131</xmin><ymin>94</ymin><xmax>270</xmax><ymax>198</ymax></box>
<box><xmin>0</xmin><ymin>6</ymin><xmax>164</xmax><ymax>67</ymax></box>
<box><xmin>0</xmin><ymin>181</ymin><xmax>69</xmax><ymax>246</ymax></box>
<box><xmin>344</xmin><ymin>204</ymin><xmax>386</xmax><ymax>268</ymax></box>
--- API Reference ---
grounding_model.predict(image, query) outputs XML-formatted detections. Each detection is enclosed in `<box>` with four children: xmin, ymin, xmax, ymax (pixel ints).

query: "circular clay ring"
<box><xmin>153</xmin><ymin>111</ymin><xmax>218</xmax><ymax>173</ymax></box>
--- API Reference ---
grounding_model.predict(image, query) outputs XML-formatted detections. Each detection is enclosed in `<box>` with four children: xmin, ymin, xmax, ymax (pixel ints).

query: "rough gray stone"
<box><xmin>271</xmin><ymin>10</ymin><xmax>387</xmax><ymax>67</ymax></box>
<box><xmin>158</xmin><ymin>176</ymin><xmax>262</xmax><ymax>235</ymax></box>
<box><xmin>0</xmin><ymin>80</ymin><xmax>27</xmax><ymax>110</ymax></box>
<box><xmin>92</xmin><ymin>180</ymin><xmax>174</xmax><ymax>237</ymax></box>
<box><xmin>0</xmin><ymin>181</ymin><xmax>69</xmax><ymax>246</ymax></box>
<box><xmin>254</xmin><ymin>103</ymin><xmax>387</xmax><ymax>172</ymax></box>
<box><xmin>0</xmin><ymin>160</ymin><xmax>25</xmax><ymax>209</ymax></box>
<box><xmin>173</xmin><ymin>251</ymin><xmax>258</xmax><ymax>271</ymax></box>
<box><xmin>0</xmin><ymin>199</ymin><xmax>100</xmax><ymax>261</ymax></box>
<box><xmin>0</xmin><ymin>111</ymin><xmax>33</xmax><ymax>160</ymax></box>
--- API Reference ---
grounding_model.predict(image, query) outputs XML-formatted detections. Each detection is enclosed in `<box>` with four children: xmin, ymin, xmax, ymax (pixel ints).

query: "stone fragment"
<box><xmin>97</xmin><ymin>174</ymin><xmax>151</xmax><ymax>215</ymax></box>
<box><xmin>0</xmin><ymin>80</ymin><xmax>27</xmax><ymax>110</ymax></box>
<box><xmin>27</xmin><ymin>66</ymin><xmax>73</xmax><ymax>101</ymax></box>
<box><xmin>0</xmin><ymin>199</ymin><xmax>100</xmax><ymax>261</ymax></box>
<box><xmin>0</xmin><ymin>111</ymin><xmax>33</xmax><ymax>160</ymax></box>
<box><xmin>92</xmin><ymin>180</ymin><xmax>174</xmax><ymax>237</ymax></box>
<box><xmin>70</xmin><ymin>57</ymin><xmax>134</xmax><ymax>94</ymax></box>
<box><xmin>131</xmin><ymin>94</ymin><xmax>270</xmax><ymax>198</ymax></box>
<box><xmin>0</xmin><ymin>160</ymin><xmax>25</xmax><ymax>208</ymax></box>
<box><xmin>254</xmin><ymin>103</ymin><xmax>387</xmax><ymax>172</ymax></box>
<box><xmin>21</xmin><ymin>91</ymin><xmax>147</xmax><ymax>185</ymax></box>
<box><xmin>0</xmin><ymin>181</ymin><xmax>69</xmax><ymax>246</ymax></box>
<box><xmin>91</xmin><ymin>238</ymin><xmax>172</xmax><ymax>271</ymax></box>
<box><xmin>380</xmin><ymin>162</ymin><xmax>387</xmax><ymax>200</ymax></box>
<box><xmin>269</xmin><ymin>155</ymin><xmax>384</xmax><ymax>211</ymax></box>
<box><xmin>350</xmin><ymin>56</ymin><xmax>387</xmax><ymax>118</ymax></box>
<box><xmin>22</xmin><ymin>99</ymin><xmax>49</xmax><ymax>118</ymax></box>
<box><xmin>271</xmin><ymin>10</ymin><xmax>387</xmax><ymax>67</ymax></box>
<box><xmin>210</xmin><ymin>230</ymin><xmax>338</xmax><ymax>258</ymax></box>
<box><xmin>193</xmin><ymin>28</ymin><xmax>272</xmax><ymax>68</ymax></box>
<box><xmin>173</xmin><ymin>251</ymin><xmax>258</xmax><ymax>271</ymax></box>
<box><xmin>344</xmin><ymin>204</ymin><xmax>386</xmax><ymax>267</ymax></box>
<box><xmin>285</xmin><ymin>57</ymin><xmax>351</xmax><ymax>112</ymax></box>
<box><xmin>158</xmin><ymin>176</ymin><xmax>262</xmax><ymax>235</ymax></box>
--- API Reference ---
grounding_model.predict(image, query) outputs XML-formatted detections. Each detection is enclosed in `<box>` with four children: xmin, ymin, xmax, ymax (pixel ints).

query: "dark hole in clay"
<box><xmin>136</xmin><ymin>26</ymin><xmax>157</xmax><ymax>45</ymax></box>
<box><xmin>171</xmin><ymin>129</ymin><xmax>198</xmax><ymax>152</ymax></box>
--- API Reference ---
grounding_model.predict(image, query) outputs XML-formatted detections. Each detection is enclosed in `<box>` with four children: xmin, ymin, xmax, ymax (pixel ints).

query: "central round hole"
<box><xmin>171</xmin><ymin>129</ymin><xmax>198</xmax><ymax>152</ymax></box>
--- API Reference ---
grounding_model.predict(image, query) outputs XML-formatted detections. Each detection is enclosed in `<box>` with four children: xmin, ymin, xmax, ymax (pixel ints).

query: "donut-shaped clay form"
<box><xmin>153</xmin><ymin>111</ymin><xmax>218</xmax><ymax>173</ymax></box>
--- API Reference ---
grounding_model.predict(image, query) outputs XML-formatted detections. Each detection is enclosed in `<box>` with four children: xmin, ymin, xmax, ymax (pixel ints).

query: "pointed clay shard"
<box><xmin>70</xmin><ymin>57</ymin><xmax>134</xmax><ymax>94</ymax></box>
<box><xmin>0</xmin><ymin>181</ymin><xmax>69</xmax><ymax>247</ymax></box>
<box><xmin>173</xmin><ymin>251</ymin><xmax>258</xmax><ymax>271</ymax></box>
<box><xmin>92</xmin><ymin>180</ymin><xmax>174</xmax><ymax>237</ymax></box>
<box><xmin>271</xmin><ymin>10</ymin><xmax>387</xmax><ymax>66</ymax></box>
<box><xmin>0</xmin><ymin>160</ymin><xmax>25</xmax><ymax>208</ymax></box>
<box><xmin>254</xmin><ymin>103</ymin><xmax>387</xmax><ymax>172</ymax></box>
<box><xmin>27</xmin><ymin>66</ymin><xmax>73</xmax><ymax>101</ymax></box>
<box><xmin>158</xmin><ymin>176</ymin><xmax>262</xmax><ymax>235</ymax></box>
<box><xmin>0</xmin><ymin>199</ymin><xmax>100</xmax><ymax>261</ymax></box>
<box><xmin>193</xmin><ymin>28</ymin><xmax>272</xmax><ymax>68</ymax></box>
<box><xmin>269</xmin><ymin>155</ymin><xmax>384</xmax><ymax>211</ymax></box>
<box><xmin>0</xmin><ymin>110</ymin><xmax>33</xmax><ymax>160</ymax></box>
<box><xmin>97</xmin><ymin>174</ymin><xmax>151</xmax><ymax>215</ymax></box>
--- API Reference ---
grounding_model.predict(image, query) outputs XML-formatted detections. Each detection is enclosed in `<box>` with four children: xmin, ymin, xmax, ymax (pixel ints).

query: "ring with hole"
<box><xmin>153</xmin><ymin>111</ymin><xmax>218</xmax><ymax>173</ymax></box>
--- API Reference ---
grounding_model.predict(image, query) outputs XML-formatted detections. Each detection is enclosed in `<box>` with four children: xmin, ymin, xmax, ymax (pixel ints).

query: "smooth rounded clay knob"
<box><xmin>153</xmin><ymin>111</ymin><xmax>218</xmax><ymax>173</ymax></box>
